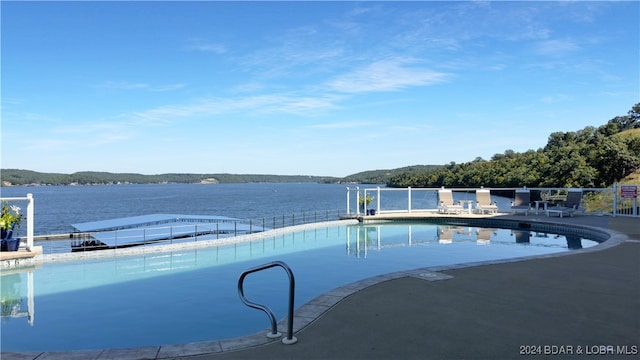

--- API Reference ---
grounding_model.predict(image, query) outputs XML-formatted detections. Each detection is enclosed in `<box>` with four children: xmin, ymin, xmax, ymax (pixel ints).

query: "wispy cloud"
<box><xmin>22</xmin><ymin>138</ymin><xmax>74</xmax><ymax>152</ymax></box>
<box><xmin>540</xmin><ymin>94</ymin><xmax>574</xmax><ymax>103</ymax></box>
<box><xmin>127</xmin><ymin>93</ymin><xmax>341</xmax><ymax>125</ymax></box>
<box><xmin>185</xmin><ymin>38</ymin><xmax>227</xmax><ymax>54</ymax></box>
<box><xmin>326</xmin><ymin>59</ymin><xmax>450</xmax><ymax>93</ymax></box>
<box><xmin>18</xmin><ymin>120</ymin><xmax>133</xmax><ymax>151</ymax></box>
<box><xmin>97</xmin><ymin>81</ymin><xmax>185</xmax><ymax>92</ymax></box>
<box><xmin>531</xmin><ymin>39</ymin><xmax>580</xmax><ymax>57</ymax></box>
<box><xmin>1</xmin><ymin>97</ymin><xmax>25</xmax><ymax>106</ymax></box>
<box><xmin>240</xmin><ymin>44</ymin><xmax>345</xmax><ymax>79</ymax></box>
<box><xmin>309</xmin><ymin>120</ymin><xmax>378</xmax><ymax>129</ymax></box>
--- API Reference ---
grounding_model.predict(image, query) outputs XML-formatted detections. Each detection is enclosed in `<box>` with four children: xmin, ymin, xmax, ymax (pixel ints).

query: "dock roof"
<box><xmin>71</xmin><ymin>214</ymin><xmax>240</xmax><ymax>232</ymax></box>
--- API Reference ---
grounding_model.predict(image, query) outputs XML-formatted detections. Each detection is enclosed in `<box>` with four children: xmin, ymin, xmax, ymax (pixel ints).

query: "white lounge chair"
<box><xmin>437</xmin><ymin>189</ymin><xmax>464</xmax><ymax>214</ymax></box>
<box><xmin>475</xmin><ymin>189</ymin><xmax>498</xmax><ymax>214</ymax></box>
<box><xmin>546</xmin><ymin>189</ymin><xmax>585</xmax><ymax>218</ymax></box>
<box><xmin>476</xmin><ymin>228</ymin><xmax>495</xmax><ymax>245</ymax></box>
<box><xmin>511</xmin><ymin>189</ymin><xmax>531</xmax><ymax>215</ymax></box>
<box><xmin>438</xmin><ymin>227</ymin><xmax>454</xmax><ymax>244</ymax></box>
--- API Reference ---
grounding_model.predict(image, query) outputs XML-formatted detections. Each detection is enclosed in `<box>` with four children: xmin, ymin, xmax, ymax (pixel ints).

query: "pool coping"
<box><xmin>0</xmin><ymin>214</ymin><xmax>632</xmax><ymax>360</ymax></box>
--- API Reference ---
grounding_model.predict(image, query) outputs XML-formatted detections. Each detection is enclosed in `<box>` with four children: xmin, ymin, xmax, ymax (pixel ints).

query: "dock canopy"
<box><xmin>71</xmin><ymin>214</ymin><xmax>266</xmax><ymax>251</ymax></box>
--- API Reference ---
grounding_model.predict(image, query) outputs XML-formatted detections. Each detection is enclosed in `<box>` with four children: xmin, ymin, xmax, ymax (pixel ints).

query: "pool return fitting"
<box><xmin>238</xmin><ymin>260</ymin><xmax>298</xmax><ymax>345</ymax></box>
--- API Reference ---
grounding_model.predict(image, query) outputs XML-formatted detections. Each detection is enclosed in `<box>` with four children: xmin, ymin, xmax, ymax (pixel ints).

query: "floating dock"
<box><xmin>70</xmin><ymin>214</ymin><xmax>267</xmax><ymax>251</ymax></box>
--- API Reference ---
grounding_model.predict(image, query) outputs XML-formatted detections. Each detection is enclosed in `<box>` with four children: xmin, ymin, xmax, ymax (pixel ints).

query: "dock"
<box><xmin>70</xmin><ymin>214</ymin><xmax>268</xmax><ymax>251</ymax></box>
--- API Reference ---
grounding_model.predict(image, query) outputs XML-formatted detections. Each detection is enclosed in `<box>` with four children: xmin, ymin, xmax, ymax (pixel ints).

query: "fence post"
<box><xmin>613</xmin><ymin>182</ymin><xmax>618</xmax><ymax>217</ymax></box>
<box><xmin>26</xmin><ymin>193</ymin><xmax>34</xmax><ymax>251</ymax></box>
<box><xmin>356</xmin><ymin>187</ymin><xmax>360</xmax><ymax>215</ymax></box>
<box><xmin>363</xmin><ymin>188</ymin><xmax>368</xmax><ymax>215</ymax></box>
<box><xmin>377</xmin><ymin>187</ymin><xmax>381</xmax><ymax>213</ymax></box>
<box><xmin>408</xmin><ymin>187</ymin><xmax>412</xmax><ymax>213</ymax></box>
<box><xmin>346</xmin><ymin>187</ymin><xmax>351</xmax><ymax>215</ymax></box>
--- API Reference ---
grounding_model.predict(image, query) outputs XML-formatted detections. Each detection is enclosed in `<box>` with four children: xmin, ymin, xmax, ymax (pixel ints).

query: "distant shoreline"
<box><xmin>0</xmin><ymin>169</ymin><xmax>341</xmax><ymax>187</ymax></box>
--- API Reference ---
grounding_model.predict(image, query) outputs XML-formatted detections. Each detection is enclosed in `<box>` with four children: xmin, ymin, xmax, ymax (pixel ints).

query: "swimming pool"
<box><xmin>0</xmin><ymin>220</ymin><xmax>600</xmax><ymax>352</ymax></box>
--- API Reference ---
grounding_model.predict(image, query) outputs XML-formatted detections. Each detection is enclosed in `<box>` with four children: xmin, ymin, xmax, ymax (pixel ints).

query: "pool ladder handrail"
<box><xmin>238</xmin><ymin>260</ymin><xmax>298</xmax><ymax>345</ymax></box>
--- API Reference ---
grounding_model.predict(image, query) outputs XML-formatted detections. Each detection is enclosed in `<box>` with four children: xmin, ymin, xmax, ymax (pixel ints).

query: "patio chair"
<box><xmin>438</xmin><ymin>227</ymin><xmax>454</xmax><ymax>244</ymax></box>
<box><xmin>475</xmin><ymin>189</ymin><xmax>498</xmax><ymax>214</ymax></box>
<box><xmin>546</xmin><ymin>189</ymin><xmax>585</xmax><ymax>218</ymax></box>
<box><xmin>476</xmin><ymin>228</ymin><xmax>495</xmax><ymax>245</ymax></box>
<box><xmin>437</xmin><ymin>189</ymin><xmax>464</xmax><ymax>214</ymax></box>
<box><xmin>510</xmin><ymin>189</ymin><xmax>531</xmax><ymax>215</ymax></box>
<box><xmin>511</xmin><ymin>230</ymin><xmax>531</xmax><ymax>243</ymax></box>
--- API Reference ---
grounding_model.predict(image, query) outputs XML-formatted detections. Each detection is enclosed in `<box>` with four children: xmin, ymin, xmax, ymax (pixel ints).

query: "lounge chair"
<box><xmin>437</xmin><ymin>189</ymin><xmax>464</xmax><ymax>214</ymax></box>
<box><xmin>546</xmin><ymin>189</ymin><xmax>585</xmax><ymax>218</ymax></box>
<box><xmin>476</xmin><ymin>228</ymin><xmax>495</xmax><ymax>245</ymax></box>
<box><xmin>475</xmin><ymin>189</ymin><xmax>498</xmax><ymax>214</ymax></box>
<box><xmin>510</xmin><ymin>189</ymin><xmax>531</xmax><ymax>215</ymax></box>
<box><xmin>438</xmin><ymin>227</ymin><xmax>454</xmax><ymax>244</ymax></box>
<box><xmin>511</xmin><ymin>230</ymin><xmax>531</xmax><ymax>243</ymax></box>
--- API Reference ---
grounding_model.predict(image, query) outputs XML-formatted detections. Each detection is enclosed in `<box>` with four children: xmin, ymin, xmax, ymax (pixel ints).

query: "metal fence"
<box><xmin>43</xmin><ymin>209</ymin><xmax>347</xmax><ymax>254</ymax></box>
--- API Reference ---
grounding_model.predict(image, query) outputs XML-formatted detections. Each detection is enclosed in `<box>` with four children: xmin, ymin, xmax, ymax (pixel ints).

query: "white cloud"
<box><xmin>127</xmin><ymin>93</ymin><xmax>341</xmax><ymax>125</ymax></box>
<box><xmin>185</xmin><ymin>39</ymin><xmax>227</xmax><ymax>54</ymax></box>
<box><xmin>540</xmin><ymin>94</ymin><xmax>574</xmax><ymax>103</ymax></box>
<box><xmin>326</xmin><ymin>59</ymin><xmax>450</xmax><ymax>93</ymax></box>
<box><xmin>1</xmin><ymin>97</ymin><xmax>25</xmax><ymax>106</ymax></box>
<box><xmin>532</xmin><ymin>39</ymin><xmax>580</xmax><ymax>57</ymax></box>
<box><xmin>309</xmin><ymin>120</ymin><xmax>378</xmax><ymax>130</ymax></box>
<box><xmin>97</xmin><ymin>81</ymin><xmax>185</xmax><ymax>92</ymax></box>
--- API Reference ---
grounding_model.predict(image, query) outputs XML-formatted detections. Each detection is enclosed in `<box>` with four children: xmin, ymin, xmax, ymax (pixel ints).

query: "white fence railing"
<box><xmin>0</xmin><ymin>194</ymin><xmax>34</xmax><ymax>251</ymax></box>
<box><xmin>346</xmin><ymin>184</ymin><xmax>639</xmax><ymax>218</ymax></box>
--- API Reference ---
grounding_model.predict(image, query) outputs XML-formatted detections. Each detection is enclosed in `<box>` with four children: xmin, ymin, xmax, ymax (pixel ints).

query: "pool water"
<box><xmin>0</xmin><ymin>222</ymin><xmax>599</xmax><ymax>352</ymax></box>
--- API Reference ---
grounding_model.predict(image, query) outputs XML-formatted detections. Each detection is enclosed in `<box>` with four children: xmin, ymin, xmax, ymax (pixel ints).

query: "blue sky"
<box><xmin>2</xmin><ymin>1</ymin><xmax>638</xmax><ymax>177</ymax></box>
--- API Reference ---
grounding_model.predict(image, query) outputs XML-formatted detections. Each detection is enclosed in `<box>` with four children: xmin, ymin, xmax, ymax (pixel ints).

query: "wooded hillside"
<box><xmin>0</xmin><ymin>170</ymin><xmax>338</xmax><ymax>186</ymax></box>
<box><xmin>388</xmin><ymin>104</ymin><xmax>640</xmax><ymax>188</ymax></box>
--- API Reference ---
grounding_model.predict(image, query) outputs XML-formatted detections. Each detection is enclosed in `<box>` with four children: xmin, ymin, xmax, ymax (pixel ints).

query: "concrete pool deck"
<box><xmin>2</xmin><ymin>214</ymin><xmax>639</xmax><ymax>359</ymax></box>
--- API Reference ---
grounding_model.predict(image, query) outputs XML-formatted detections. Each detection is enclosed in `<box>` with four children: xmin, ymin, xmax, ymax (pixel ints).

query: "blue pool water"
<box><xmin>0</xmin><ymin>222</ymin><xmax>599</xmax><ymax>352</ymax></box>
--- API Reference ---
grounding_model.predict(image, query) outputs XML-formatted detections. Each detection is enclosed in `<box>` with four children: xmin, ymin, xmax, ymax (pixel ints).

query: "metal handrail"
<box><xmin>237</xmin><ymin>260</ymin><xmax>297</xmax><ymax>345</ymax></box>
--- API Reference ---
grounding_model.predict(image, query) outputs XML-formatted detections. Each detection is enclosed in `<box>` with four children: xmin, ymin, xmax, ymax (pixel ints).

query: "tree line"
<box><xmin>388</xmin><ymin>104</ymin><xmax>640</xmax><ymax>188</ymax></box>
<box><xmin>0</xmin><ymin>170</ymin><xmax>338</xmax><ymax>186</ymax></box>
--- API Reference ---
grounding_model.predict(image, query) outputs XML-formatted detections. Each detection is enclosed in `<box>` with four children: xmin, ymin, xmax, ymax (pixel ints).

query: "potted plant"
<box><xmin>1</xmin><ymin>201</ymin><xmax>23</xmax><ymax>251</ymax></box>
<box><xmin>358</xmin><ymin>194</ymin><xmax>374</xmax><ymax>214</ymax></box>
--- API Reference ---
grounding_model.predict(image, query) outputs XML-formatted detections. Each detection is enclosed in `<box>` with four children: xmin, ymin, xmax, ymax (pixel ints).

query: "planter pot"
<box><xmin>1</xmin><ymin>238</ymin><xmax>20</xmax><ymax>252</ymax></box>
<box><xmin>1</xmin><ymin>227</ymin><xmax>19</xmax><ymax>252</ymax></box>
